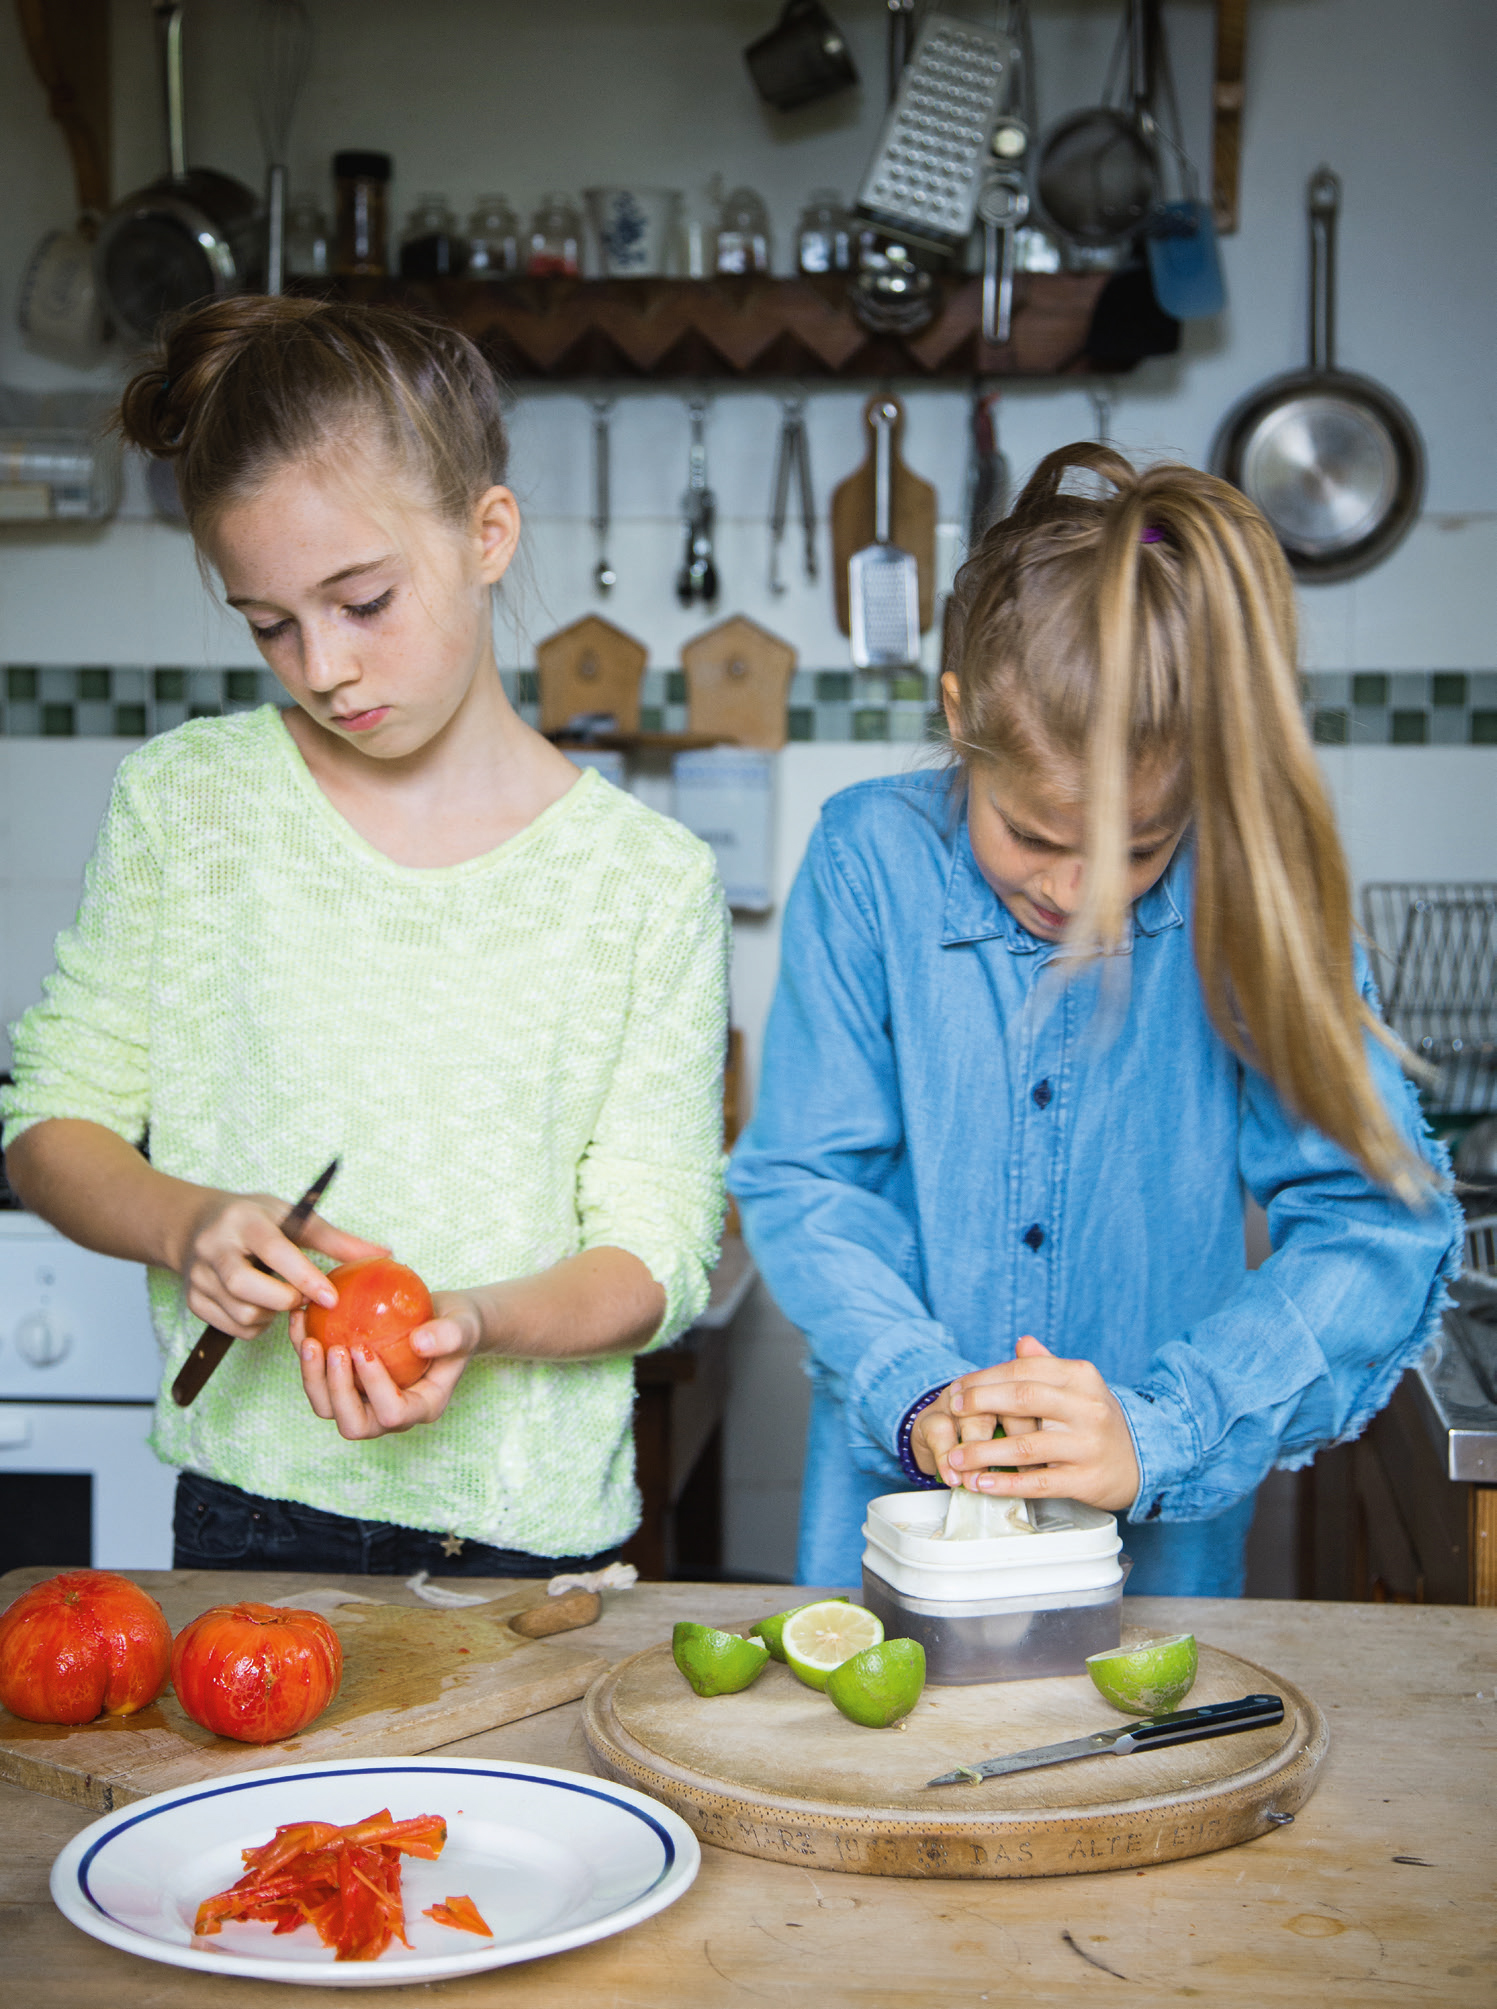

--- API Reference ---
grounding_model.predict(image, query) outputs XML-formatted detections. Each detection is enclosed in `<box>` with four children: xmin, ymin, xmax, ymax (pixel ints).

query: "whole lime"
<box><xmin>1085</xmin><ymin>1633</ymin><xmax>1198</xmax><ymax>1715</ymax></box>
<box><xmin>671</xmin><ymin>1622</ymin><xmax>770</xmax><ymax>1698</ymax></box>
<box><xmin>826</xmin><ymin>1639</ymin><xmax>926</xmax><ymax>1727</ymax></box>
<box><xmin>750</xmin><ymin>1597</ymin><xmax>848</xmax><ymax>1663</ymax></box>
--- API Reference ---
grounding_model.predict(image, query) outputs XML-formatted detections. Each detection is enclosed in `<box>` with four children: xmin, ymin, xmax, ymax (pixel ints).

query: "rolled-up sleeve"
<box><xmin>730</xmin><ymin>824</ymin><xmax>980</xmax><ymax>1478</ymax></box>
<box><xmin>2</xmin><ymin>762</ymin><xmax>163</xmax><ymax>1150</ymax></box>
<box><xmin>1114</xmin><ymin>967</ymin><xmax>1461</xmax><ymax>1524</ymax></box>
<box><xmin>576</xmin><ymin>849</ymin><xmax>730</xmax><ymax>1350</ymax></box>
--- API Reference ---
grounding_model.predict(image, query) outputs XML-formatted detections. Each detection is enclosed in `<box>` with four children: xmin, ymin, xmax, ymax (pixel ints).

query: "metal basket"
<box><xmin>1362</xmin><ymin>884</ymin><xmax>1497</xmax><ymax>1117</ymax></box>
<box><xmin>1465</xmin><ymin>1214</ymin><xmax>1497</xmax><ymax>1289</ymax></box>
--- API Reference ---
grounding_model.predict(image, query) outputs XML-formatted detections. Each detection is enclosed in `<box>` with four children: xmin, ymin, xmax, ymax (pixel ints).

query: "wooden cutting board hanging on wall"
<box><xmin>830</xmin><ymin>393</ymin><xmax>938</xmax><ymax>637</ymax></box>
<box><xmin>535</xmin><ymin>614</ymin><xmax>648</xmax><ymax>735</ymax></box>
<box><xmin>680</xmin><ymin>615</ymin><xmax>797</xmax><ymax>750</ymax></box>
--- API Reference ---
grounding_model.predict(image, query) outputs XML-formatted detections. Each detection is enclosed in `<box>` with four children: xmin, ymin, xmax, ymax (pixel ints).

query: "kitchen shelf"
<box><xmin>317</xmin><ymin>272</ymin><xmax>1112</xmax><ymax>382</ymax></box>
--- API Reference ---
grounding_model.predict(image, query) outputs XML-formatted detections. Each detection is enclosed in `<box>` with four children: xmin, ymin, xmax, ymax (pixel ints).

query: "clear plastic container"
<box><xmin>861</xmin><ymin>1491</ymin><xmax>1126</xmax><ymax>1685</ymax></box>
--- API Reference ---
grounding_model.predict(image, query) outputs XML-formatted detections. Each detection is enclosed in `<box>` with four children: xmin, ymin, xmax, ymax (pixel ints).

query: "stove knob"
<box><xmin>15</xmin><ymin>1311</ymin><xmax>71</xmax><ymax>1367</ymax></box>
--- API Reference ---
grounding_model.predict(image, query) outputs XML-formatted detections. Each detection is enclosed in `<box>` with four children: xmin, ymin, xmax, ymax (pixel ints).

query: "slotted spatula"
<box><xmin>849</xmin><ymin>401</ymin><xmax>920</xmax><ymax>668</ymax></box>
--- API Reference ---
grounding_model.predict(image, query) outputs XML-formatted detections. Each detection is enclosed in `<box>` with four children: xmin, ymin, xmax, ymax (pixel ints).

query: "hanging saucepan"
<box><xmin>94</xmin><ymin>1</ymin><xmax>261</xmax><ymax>342</ymax></box>
<box><xmin>1212</xmin><ymin>168</ymin><xmax>1424</xmax><ymax>583</ymax></box>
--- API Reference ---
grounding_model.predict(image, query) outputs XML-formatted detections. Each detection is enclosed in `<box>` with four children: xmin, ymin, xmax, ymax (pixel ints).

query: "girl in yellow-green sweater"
<box><xmin>2</xmin><ymin>298</ymin><xmax>728</xmax><ymax>1575</ymax></box>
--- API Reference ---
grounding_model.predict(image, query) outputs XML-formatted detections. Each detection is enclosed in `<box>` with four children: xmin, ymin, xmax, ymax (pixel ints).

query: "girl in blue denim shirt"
<box><xmin>731</xmin><ymin>445</ymin><xmax>1459</xmax><ymax>1596</ymax></box>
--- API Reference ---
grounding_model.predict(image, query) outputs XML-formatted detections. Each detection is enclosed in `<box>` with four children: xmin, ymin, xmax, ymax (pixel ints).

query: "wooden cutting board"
<box><xmin>0</xmin><ymin>1569</ymin><xmax>607</xmax><ymax>1813</ymax></box>
<box><xmin>583</xmin><ymin>1625</ymin><xmax>1328</xmax><ymax>1880</ymax></box>
<box><xmin>680</xmin><ymin>614</ymin><xmax>797</xmax><ymax>750</ymax></box>
<box><xmin>830</xmin><ymin>393</ymin><xmax>938</xmax><ymax>637</ymax></box>
<box><xmin>535</xmin><ymin>613</ymin><xmax>648</xmax><ymax>735</ymax></box>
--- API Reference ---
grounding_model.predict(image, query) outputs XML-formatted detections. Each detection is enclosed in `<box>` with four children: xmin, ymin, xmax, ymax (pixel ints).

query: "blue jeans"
<box><xmin>173</xmin><ymin>1470</ymin><xmax>622</xmax><ymax>1578</ymax></box>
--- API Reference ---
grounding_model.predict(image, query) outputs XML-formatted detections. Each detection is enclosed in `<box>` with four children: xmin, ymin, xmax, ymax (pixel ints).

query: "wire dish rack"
<box><xmin>1362</xmin><ymin>884</ymin><xmax>1497</xmax><ymax>1117</ymax></box>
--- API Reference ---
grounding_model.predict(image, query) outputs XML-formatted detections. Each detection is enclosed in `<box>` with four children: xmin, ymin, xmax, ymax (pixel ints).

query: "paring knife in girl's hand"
<box><xmin>170</xmin><ymin>1157</ymin><xmax>340</xmax><ymax>1407</ymax></box>
<box><xmin>926</xmin><ymin>1693</ymin><xmax>1285</xmax><ymax>1786</ymax></box>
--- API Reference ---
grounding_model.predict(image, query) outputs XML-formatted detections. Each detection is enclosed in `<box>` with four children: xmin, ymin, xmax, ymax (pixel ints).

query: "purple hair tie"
<box><xmin>1140</xmin><ymin>526</ymin><xmax>1165</xmax><ymax>543</ymax></box>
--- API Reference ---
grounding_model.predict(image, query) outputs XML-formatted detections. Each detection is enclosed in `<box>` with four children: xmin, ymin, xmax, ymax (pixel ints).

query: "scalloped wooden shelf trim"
<box><xmin>321</xmin><ymin>273</ymin><xmax>1110</xmax><ymax>382</ymax></box>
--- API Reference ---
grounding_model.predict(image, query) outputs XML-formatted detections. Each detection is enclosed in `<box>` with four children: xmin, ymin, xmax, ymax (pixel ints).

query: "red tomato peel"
<box><xmin>195</xmin><ymin>1808</ymin><xmax>448</xmax><ymax>1961</ymax></box>
<box><xmin>304</xmin><ymin>1258</ymin><xmax>435</xmax><ymax>1389</ymax></box>
<box><xmin>171</xmin><ymin>1602</ymin><xmax>342</xmax><ymax>1744</ymax></box>
<box><xmin>0</xmin><ymin>1569</ymin><xmax>171</xmax><ymax>1725</ymax></box>
<box><xmin>424</xmin><ymin>1894</ymin><xmax>492</xmax><ymax>1937</ymax></box>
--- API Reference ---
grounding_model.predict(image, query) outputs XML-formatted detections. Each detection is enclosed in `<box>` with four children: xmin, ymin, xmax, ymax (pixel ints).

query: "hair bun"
<box><xmin>117</xmin><ymin>296</ymin><xmax>323</xmax><ymax>460</ymax></box>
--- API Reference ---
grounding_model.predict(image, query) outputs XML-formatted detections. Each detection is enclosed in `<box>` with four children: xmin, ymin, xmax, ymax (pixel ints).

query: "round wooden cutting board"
<box><xmin>582</xmin><ymin>1628</ymin><xmax>1328</xmax><ymax>1879</ymax></box>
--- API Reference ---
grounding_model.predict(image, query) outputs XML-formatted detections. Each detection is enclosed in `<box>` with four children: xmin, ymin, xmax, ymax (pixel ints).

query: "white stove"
<box><xmin>0</xmin><ymin>1212</ymin><xmax>178</xmax><ymax>1571</ymax></box>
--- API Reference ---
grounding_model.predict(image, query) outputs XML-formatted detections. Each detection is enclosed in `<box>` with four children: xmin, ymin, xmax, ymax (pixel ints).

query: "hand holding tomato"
<box><xmin>293</xmin><ymin>1256</ymin><xmax>483</xmax><ymax>1442</ymax></box>
<box><xmin>177</xmin><ymin>1191</ymin><xmax>389</xmax><ymax>1342</ymax></box>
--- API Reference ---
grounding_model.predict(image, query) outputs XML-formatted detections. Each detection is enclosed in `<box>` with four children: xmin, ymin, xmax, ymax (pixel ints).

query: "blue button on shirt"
<box><xmin>729</xmin><ymin>774</ymin><xmax>1459</xmax><ymax>1595</ymax></box>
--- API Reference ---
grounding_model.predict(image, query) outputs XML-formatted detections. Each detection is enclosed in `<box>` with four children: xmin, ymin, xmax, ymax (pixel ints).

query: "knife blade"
<box><xmin>926</xmin><ymin>1693</ymin><xmax>1285</xmax><ymax>1787</ymax></box>
<box><xmin>170</xmin><ymin>1157</ymin><xmax>341</xmax><ymax>1408</ymax></box>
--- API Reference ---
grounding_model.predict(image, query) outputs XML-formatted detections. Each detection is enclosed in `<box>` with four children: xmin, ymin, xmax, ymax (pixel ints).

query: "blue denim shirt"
<box><xmin>729</xmin><ymin>773</ymin><xmax>1459</xmax><ymax>1593</ymax></box>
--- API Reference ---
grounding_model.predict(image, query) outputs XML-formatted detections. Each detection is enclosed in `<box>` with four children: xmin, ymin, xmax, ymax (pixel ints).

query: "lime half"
<box><xmin>826</xmin><ymin>1639</ymin><xmax>926</xmax><ymax>1727</ymax></box>
<box><xmin>672</xmin><ymin>1622</ymin><xmax>770</xmax><ymax>1697</ymax></box>
<box><xmin>750</xmin><ymin>1597</ymin><xmax>848</xmax><ymax>1663</ymax></box>
<box><xmin>1086</xmin><ymin>1633</ymin><xmax>1198</xmax><ymax>1715</ymax></box>
<box><xmin>780</xmin><ymin>1601</ymin><xmax>884</xmax><ymax>1691</ymax></box>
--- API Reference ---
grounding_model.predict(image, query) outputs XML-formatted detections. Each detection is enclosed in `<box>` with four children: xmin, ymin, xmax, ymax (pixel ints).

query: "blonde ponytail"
<box><xmin>946</xmin><ymin>443</ymin><xmax>1422</xmax><ymax>1194</ymax></box>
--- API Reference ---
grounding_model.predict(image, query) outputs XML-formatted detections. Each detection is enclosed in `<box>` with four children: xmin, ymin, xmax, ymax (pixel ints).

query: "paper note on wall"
<box><xmin>672</xmin><ymin>748</ymin><xmax>775</xmax><ymax>913</ymax></box>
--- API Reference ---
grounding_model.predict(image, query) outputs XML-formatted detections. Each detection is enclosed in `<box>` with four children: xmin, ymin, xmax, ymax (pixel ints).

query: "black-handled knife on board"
<box><xmin>170</xmin><ymin>1157</ymin><xmax>340</xmax><ymax>1408</ymax></box>
<box><xmin>926</xmin><ymin>1694</ymin><xmax>1286</xmax><ymax>1787</ymax></box>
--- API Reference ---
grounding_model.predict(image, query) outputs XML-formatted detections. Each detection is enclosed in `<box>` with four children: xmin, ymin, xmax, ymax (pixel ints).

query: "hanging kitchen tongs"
<box><xmin>769</xmin><ymin>395</ymin><xmax>817</xmax><ymax>595</ymax></box>
<box><xmin>676</xmin><ymin>398</ymin><xmax>719</xmax><ymax>607</ymax></box>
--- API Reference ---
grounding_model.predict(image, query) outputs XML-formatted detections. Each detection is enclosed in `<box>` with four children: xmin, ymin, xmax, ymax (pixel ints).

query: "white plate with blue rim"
<box><xmin>50</xmin><ymin>1757</ymin><xmax>700</xmax><ymax>1987</ymax></box>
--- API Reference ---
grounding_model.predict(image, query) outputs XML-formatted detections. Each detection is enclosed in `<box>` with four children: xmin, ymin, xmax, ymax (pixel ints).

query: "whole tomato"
<box><xmin>304</xmin><ymin>1257</ymin><xmax>434</xmax><ymax>1389</ymax></box>
<box><xmin>0</xmin><ymin>1569</ymin><xmax>172</xmax><ymax>1724</ymax></box>
<box><xmin>172</xmin><ymin>1602</ymin><xmax>343</xmax><ymax>1743</ymax></box>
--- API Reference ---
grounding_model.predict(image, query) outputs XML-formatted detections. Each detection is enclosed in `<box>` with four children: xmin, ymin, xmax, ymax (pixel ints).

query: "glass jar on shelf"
<box><xmin>796</xmin><ymin>187</ymin><xmax>852</xmax><ymax>275</ymax></box>
<box><xmin>283</xmin><ymin>196</ymin><xmax>330</xmax><ymax>279</ymax></box>
<box><xmin>526</xmin><ymin>193</ymin><xmax>583</xmax><ymax>275</ymax></box>
<box><xmin>714</xmin><ymin>185</ymin><xmax>772</xmax><ymax>275</ymax></box>
<box><xmin>398</xmin><ymin>196</ymin><xmax>468</xmax><ymax>279</ymax></box>
<box><xmin>466</xmin><ymin>194</ymin><xmax>520</xmax><ymax>279</ymax></box>
<box><xmin>332</xmin><ymin>150</ymin><xmax>391</xmax><ymax>276</ymax></box>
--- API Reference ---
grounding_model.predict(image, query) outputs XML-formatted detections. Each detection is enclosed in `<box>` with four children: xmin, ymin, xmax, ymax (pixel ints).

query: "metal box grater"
<box><xmin>855</xmin><ymin>13</ymin><xmax>1018</xmax><ymax>253</ymax></box>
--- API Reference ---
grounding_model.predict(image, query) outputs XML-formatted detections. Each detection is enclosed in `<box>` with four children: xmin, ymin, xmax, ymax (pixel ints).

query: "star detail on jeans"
<box><xmin>439</xmin><ymin>1533</ymin><xmax>464</xmax><ymax>1558</ymax></box>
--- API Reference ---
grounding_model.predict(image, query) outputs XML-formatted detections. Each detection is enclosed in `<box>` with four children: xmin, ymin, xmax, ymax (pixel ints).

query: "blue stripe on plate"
<box><xmin>77</xmin><ymin>1765</ymin><xmax>676</xmax><ymax>1925</ymax></box>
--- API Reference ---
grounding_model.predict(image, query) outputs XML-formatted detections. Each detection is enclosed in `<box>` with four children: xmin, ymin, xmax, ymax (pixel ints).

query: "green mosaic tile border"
<box><xmin>3</xmin><ymin>667</ymin><xmax>1494</xmax><ymax>747</ymax></box>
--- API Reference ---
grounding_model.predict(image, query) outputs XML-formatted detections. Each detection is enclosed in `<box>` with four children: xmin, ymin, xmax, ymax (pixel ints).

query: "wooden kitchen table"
<box><xmin>2</xmin><ymin>1585</ymin><xmax>1492</xmax><ymax>2006</ymax></box>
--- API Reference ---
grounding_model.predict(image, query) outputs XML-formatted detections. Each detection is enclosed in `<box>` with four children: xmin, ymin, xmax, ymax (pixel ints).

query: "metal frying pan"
<box><xmin>1211</xmin><ymin>167</ymin><xmax>1424</xmax><ymax>583</ymax></box>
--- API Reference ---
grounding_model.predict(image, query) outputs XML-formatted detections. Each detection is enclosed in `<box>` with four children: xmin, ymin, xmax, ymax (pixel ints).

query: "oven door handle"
<box><xmin>0</xmin><ymin>1412</ymin><xmax>33</xmax><ymax>1450</ymax></box>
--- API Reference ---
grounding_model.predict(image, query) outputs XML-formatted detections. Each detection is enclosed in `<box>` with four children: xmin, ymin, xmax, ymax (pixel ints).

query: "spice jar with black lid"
<box><xmin>333</xmin><ymin>151</ymin><xmax>392</xmax><ymax>276</ymax></box>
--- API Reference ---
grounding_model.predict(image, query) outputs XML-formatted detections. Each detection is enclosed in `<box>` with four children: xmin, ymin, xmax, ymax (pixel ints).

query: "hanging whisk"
<box><xmin>254</xmin><ymin>0</ymin><xmax>313</xmax><ymax>294</ymax></box>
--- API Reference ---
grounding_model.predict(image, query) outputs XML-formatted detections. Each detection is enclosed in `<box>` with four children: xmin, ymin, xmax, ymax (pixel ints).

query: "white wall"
<box><xmin>1</xmin><ymin>0</ymin><xmax>1494</xmax><ymax>674</ymax></box>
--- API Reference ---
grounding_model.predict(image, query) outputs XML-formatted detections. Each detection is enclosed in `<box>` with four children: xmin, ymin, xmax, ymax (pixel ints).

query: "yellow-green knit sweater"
<box><xmin>2</xmin><ymin>708</ymin><xmax>729</xmax><ymax>1556</ymax></box>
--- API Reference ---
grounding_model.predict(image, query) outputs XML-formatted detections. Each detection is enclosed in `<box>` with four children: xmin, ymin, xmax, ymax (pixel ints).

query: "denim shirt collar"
<box><xmin>939</xmin><ymin>819</ymin><xmax>1187</xmax><ymax>953</ymax></box>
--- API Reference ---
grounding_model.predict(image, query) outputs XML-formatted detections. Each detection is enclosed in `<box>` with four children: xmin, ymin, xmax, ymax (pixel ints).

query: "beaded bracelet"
<box><xmin>895</xmin><ymin>1383</ymin><xmax>950</xmax><ymax>1489</ymax></box>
